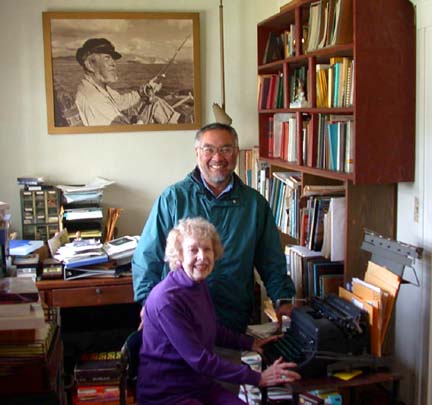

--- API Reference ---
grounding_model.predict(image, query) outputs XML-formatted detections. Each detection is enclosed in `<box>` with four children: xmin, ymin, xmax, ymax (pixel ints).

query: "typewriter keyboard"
<box><xmin>263</xmin><ymin>329</ymin><xmax>308</xmax><ymax>366</ymax></box>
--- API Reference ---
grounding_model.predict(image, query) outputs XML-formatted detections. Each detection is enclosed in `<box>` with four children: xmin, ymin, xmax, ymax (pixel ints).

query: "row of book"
<box><xmin>267</xmin><ymin>113</ymin><xmax>298</xmax><ymax>162</ymax></box>
<box><xmin>305</xmin><ymin>0</ymin><xmax>353</xmax><ymax>53</ymax></box>
<box><xmin>267</xmin><ymin>172</ymin><xmax>302</xmax><ymax>239</ymax></box>
<box><xmin>257</xmin><ymin>73</ymin><xmax>285</xmax><ymax>110</ymax></box>
<box><xmin>258</xmin><ymin>66</ymin><xmax>309</xmax><ymax>111</ymax></box>
<box><xmin>286</xmin><ymin>244</ymin><xmax>344</xmax><ymax>300</ymax></box>
<box><xmin>316</xmin><ymin>57</ymin><xmax>354</xmax><ymax>108</ymax></box>
<box><xmin>300</xmin><ymin>192</ymin><xmax>346</xmax><ymax>260</ymax></box>
<box><xmin>314</xmin><ymin>114</ymin><xmax>354</xmax><ymax>173</ymax></box>
<box><xmin>263</xmin><ymin>112</ymin><xmax>354</xmax><ymax>174</ymax></box>
<box><xmin>235</xmin><ymin>146</ymin><xmax>261</xmax><ymax>190</ymax></box>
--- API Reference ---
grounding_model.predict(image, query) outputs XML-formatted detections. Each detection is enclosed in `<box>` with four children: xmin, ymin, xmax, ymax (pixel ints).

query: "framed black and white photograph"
<box><xmin>42</xmin><ymin>12</ymin><xmax>201</xmax><ymax>134</ymax></box>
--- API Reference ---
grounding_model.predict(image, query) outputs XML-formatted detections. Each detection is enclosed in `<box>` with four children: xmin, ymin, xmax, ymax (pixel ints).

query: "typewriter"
<box><xmin>262</xmin><ymin>294</ymin><xmax>370</xmax><ymax>377</ymax></box>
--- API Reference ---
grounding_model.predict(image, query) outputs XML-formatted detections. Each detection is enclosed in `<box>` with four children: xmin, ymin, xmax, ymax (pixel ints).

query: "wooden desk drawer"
<box><xmin>51</xmin><ymin>284</ymin><xmax>134</xmax><ymax>308</ymax></box>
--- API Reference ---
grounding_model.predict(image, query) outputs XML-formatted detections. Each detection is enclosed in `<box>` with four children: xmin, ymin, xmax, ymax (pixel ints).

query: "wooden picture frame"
<box><xmin>42</xmin><ymin>12</ymin><xmax>201</xmax><ymax>134</ymax></box>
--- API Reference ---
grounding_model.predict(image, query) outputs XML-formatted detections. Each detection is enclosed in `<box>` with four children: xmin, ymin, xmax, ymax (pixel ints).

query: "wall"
<box><xmin>396</xmin><ymin>1</ymin><xmax>432</xmax><ymax>404</ymax></box>
<box><xmin>0</xmin><ymin>0</ymin><xmax>277</xmax><ymax>237</ymax></box>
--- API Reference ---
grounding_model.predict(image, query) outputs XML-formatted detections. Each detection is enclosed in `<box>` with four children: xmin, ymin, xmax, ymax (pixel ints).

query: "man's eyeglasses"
<box><xmin>198</xmin><ymin>146</ymin><xmax>236</xmax><ymax>157</ymax></box>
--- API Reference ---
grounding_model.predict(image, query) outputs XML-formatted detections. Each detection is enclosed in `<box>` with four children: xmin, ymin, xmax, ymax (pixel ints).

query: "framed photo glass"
<box><xmin>42</xmin><ymin>12</ymin><xmax>202</xmax><ymax>134</ymax></box>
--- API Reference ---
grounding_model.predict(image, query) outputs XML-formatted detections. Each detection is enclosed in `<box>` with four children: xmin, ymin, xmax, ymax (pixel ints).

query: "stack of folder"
<box><xmin>339</xmin><ymin>261</ymin><xmax>401</xmax><ymax>357</ymax></box>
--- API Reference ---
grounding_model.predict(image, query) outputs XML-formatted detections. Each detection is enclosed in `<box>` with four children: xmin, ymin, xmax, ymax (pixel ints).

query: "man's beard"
<box><xmin>207</xmin><ymin>173</ymin><xmax>229</xmax><ymax>184</ymax></box>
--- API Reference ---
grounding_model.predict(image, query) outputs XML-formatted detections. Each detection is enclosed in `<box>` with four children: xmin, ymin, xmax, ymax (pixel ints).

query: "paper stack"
<box><xmin>103</xmin><ymin>235</ymin><xmax>139</xmax><ymax>265</ymax></box>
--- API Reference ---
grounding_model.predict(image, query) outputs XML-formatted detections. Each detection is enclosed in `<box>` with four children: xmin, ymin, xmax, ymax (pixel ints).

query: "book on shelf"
<box><xmin>329</xmin><ymin>0</ymin><xmax>353</xmax><ymax>46</ymax></box>
<box><xmin>305</xmin><ymin>0</ymin><xmax>321</xmax><ymax>52</ymax></box>
<box><xmin>302</xmin><ymin>184</ymin><xmax>345</xmax><ymax>197</ymax></box>
<box><xmin>316</xmin><ymin>64</ymin><xmax>330</xmax><ymax>108</ymax></box>
<box><xmin>328</xmin><ymin>196</ymin><xmax>346</xmax><ymax>261</ymax></box>
<box><xmin>310</xmin><ymin>260</ymin><xmax>343</xmax><ymax>298</ymax></box>
<box><xmin>262</xmin><ymin>31</ymin><xmax>284</xmax><ymax>64</ymax></box>
<box><xmin>285</xmin><ymin>245</ymin><xmax>323</xmax><ymax>297</ymax></box>
<box><xmin>316</xmin><ymin>0</ymin><xmax>330</xmax><ymax>49</ymax></box>
<box><xmin>320</xmin><ymin>196</ymin><xmax>346</xmax><ymax>261</ymax></box>
<box><xmin>272</xmin><ymin>113</ymin><xmax>295</xmax><ymax>159</ymax></box>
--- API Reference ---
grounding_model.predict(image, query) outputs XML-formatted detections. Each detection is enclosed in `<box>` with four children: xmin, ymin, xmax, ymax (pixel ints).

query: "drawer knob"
<box><xmin>95</xmin><ymin>288</ymin><xmax>101</xmax><ymax>294</ymax></box>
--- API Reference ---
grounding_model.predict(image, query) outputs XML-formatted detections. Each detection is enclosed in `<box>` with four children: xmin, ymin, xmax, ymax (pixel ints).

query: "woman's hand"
<box><xmin>258</xmin><ymin>357</ymin><xmax>301</xmax><ymax>387</ymax></box>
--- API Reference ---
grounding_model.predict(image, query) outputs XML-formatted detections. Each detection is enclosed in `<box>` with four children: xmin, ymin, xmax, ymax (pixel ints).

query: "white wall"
<box><xmin>0</xmin><ymin>0</ymin><xmax>278</xmax><ymax>237</ymax></box>
<box><xmin>396</xmin><ymin>1</ymin><xmax>432</xmax><ymax>404</ymax></box>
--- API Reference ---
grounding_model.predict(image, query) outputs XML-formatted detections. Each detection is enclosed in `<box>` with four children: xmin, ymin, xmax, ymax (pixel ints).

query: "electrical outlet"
<box><xmin>414</xmin><ymin>196</ymin><xmax>419</xmax><ymax>223</ymax></box>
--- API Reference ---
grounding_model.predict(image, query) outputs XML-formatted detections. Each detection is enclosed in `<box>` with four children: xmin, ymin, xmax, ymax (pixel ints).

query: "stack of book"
<box><xmin>54</xmin><ymin>238</ymin><xmax>109</xmax><ymax>275</ymax></box>
<box><xmin>16</xmin><ymin>176</ymin><xmax>47</xmax><ymax>191</ymax></box>
<box><xmin>12</xmin><ymin>253</ymin><xmax>40</xmax><ymax>281</ymax></box>
<box><xmin>0</xmin><ymin>277</ymin><xmax>58</xmax><ymax>396</ymax></box>
<box><xmin>73</xmin><ymin>351</ymin><xmax>134</xmax><ymax>405</ymax></box>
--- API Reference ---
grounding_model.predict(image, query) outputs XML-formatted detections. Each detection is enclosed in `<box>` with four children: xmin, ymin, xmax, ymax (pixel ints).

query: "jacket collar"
<box><xmin>190</xmin><ymin>166</ymin><xmax>242</xmax><ymax>199</ymax></box>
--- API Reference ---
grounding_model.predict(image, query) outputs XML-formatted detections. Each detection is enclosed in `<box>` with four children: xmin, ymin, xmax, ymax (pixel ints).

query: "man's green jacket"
<box><xmin>132</xmin><ymin>167</ymin><xmax>295</xmax><ymax>333</ymax></box>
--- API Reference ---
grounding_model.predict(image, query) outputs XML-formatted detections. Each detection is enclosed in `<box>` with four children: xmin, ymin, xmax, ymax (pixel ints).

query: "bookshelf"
<box><xmin>256</xmin><ymin>0</ymin><xmax>415</xmax><ymax>282</ymax></box>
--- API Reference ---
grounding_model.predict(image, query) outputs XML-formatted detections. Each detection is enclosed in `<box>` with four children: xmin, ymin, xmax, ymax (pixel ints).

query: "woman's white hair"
<box><xmin>164</xmin><ymin>217</ymin><xmax>224</xmax><ymax>270</ymax></box>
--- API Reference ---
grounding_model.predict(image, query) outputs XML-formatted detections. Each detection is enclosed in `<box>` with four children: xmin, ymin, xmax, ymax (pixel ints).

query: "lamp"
<box><xmin>212</xmin><ymin>0</ymin><xmax>233</xmax><ymax>125</ymax></box>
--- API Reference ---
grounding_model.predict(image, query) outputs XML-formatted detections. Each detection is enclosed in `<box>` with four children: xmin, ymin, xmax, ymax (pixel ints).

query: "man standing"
<box><xmin>132</xmin><ymin>122</ymin><xmax>295</xmax><ymax>334</ymax></box>
<box><xmin>74</xmin><ymin>37</ymin><xmax>179</xmax><ymax>126</ymax></box>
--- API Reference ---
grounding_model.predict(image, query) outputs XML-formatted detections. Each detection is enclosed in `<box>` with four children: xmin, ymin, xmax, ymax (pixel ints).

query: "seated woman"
<box><xmin>137</xmin><ymin>217</ymin><xmax>300</xmax><ymax>404</ymax></box>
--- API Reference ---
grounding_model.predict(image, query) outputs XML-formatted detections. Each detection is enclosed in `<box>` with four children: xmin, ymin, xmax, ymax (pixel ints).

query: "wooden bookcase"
<box><xmin>257</xmin><ymin>0</ymin><xmax>415</xmax><ymax>281</ymax></box>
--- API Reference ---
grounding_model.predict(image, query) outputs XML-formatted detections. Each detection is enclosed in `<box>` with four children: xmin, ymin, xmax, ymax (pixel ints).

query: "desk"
<box><xmin>36</xmin><ymin>276</ymin><xmax>139</xmax><ymax>403</ymax></box>
<box><xmin>36</xmin><ymin>276</ymin><xmax>134</xmax><ymax>308</ymax></box>
<box><xmin>262</xmin><ymin>370</ymin><xmax>401</xmax><ymax>405</ymax></box>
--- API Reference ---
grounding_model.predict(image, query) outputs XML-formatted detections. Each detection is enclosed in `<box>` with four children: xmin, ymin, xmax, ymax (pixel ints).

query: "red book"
<box><xmin>268</xmin><ymin>116</ymin><xmax>274</xmax><ymax>158</ymax></box>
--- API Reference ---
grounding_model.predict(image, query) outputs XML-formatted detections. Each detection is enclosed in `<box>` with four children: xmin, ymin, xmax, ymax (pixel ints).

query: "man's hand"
<box><xmin>275</xmin><ymin>302</ymin><xmax>294</xmax><ymax>330</ymax></box>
